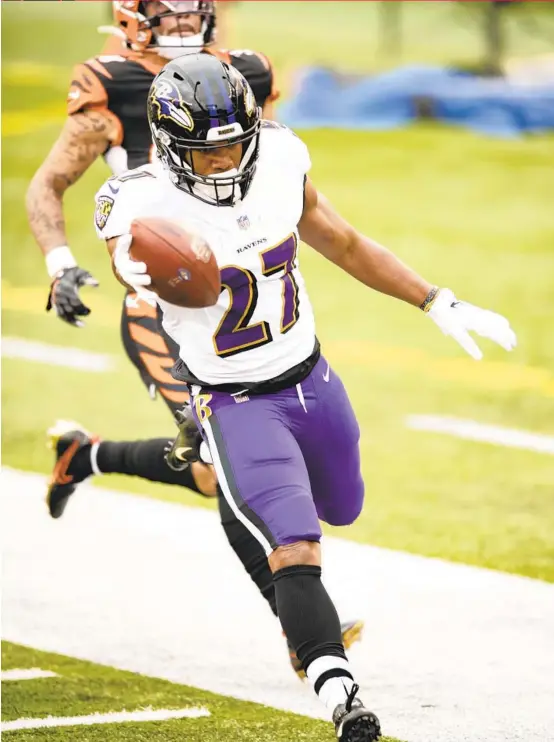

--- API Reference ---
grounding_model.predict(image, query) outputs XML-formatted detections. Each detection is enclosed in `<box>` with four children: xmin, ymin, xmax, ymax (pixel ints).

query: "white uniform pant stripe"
<box><xmin>202</xmin><ymin>416</ymin><xmax>273</xmax><ymax>556</ymax></box>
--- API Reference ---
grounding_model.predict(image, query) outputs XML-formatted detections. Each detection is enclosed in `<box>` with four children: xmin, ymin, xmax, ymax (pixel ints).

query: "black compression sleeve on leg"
<box><xmin>96</xmin><ymin>439</ymin><xmax>201</xmax><ymax>493</ymax></box>
<box><xmin>273</xmin><ymin>564</ymin><xmax>346</xmax><ymax>672</ymax></box>
<box><xmin>218</xmin><ymin>488</ymin><xmax>278</xmax><ymax>617</ymax></box>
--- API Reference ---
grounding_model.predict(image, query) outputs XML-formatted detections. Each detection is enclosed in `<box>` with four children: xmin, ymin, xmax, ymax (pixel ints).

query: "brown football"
<box><xmin>129</xmin><ymin>217</ymin><xmax>220</xmax><ymax>308</ymax></box>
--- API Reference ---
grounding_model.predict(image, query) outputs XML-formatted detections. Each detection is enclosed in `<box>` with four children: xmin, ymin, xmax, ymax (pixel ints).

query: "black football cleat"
<box><xmin>333</xmin><ymin>684</ymin><xmax>381</xmax><ymax>742</ymax></box>
<box><xmin>46</xmin><ymin>420</ymin><xmax>98</xmax><ymax>519</ymax></box>
<box><xmin>288</xmin><ymin>619</ymin><xmax>365</xmax><ymax>679</ymax></box>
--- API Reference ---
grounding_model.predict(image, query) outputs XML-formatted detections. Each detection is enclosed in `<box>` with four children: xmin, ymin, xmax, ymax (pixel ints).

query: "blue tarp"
<box><xmin>279</xmin><ymin>65</ymin><xmax>554</xmax><ymax>137</ymax></box>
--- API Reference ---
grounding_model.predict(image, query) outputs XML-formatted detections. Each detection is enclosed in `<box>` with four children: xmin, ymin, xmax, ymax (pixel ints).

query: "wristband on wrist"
<box><xmin>45</xmin><ymin>246</ymin><xmax>77</xmax><ymax>279</ymax></box>
<box><xmin>420</xmin><ymin>286</ymin><xmax>440</xmax><ymax>313</ymax></box>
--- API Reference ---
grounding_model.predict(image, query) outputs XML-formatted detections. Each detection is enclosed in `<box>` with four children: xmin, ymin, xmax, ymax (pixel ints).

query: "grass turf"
<box><xmin>1</xmin><ymin>642</ymin><xmax>399</xmax><ymax>742</ymax></box>
<box><xmin>2</xmin><ymin>2</ymin><xmax>554</xmax><ymax>584</ymax></box>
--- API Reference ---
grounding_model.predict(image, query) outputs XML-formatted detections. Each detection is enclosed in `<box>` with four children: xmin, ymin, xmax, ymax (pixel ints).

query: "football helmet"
<box><xmin>148</xmin><ymin>54</ymin><xmax>261</xmax><ymax>205</ymax></box>
<box><xmin>105</xmin><ymin>1</ymin><xmax>216</xmax><ymax>57</ymax></box>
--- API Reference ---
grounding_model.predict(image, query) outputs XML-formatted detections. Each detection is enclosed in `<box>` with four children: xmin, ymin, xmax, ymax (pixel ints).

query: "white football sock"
<box><xmin>306</xmin><ymin>655</ymin><xmax>355</xmax><ymax>712</ymax></box>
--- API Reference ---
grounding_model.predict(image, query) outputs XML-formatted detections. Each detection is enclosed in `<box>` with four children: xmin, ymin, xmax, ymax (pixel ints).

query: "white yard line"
<box><xmin>2</xmin><ymin>468</ymin><xmax>553</xmax><ymax>742</ymax></box>
<box><xmin>1</xmin><ymin>668</ymin><xmax>57</xmax><ymax>681</ymax></box>
<box><xmin>406</xmin><ymin>414</ymin><xmax>554</xmax><ymax>455</ymax></box>
<box><xmin>1</xmin><ymin>337</ymin><xmax>114</xmax><ymax>372</ymax></box>
<box><xmin>1</xmin><ymin>707</ymin><xmax>210</xmax><ymax>732</ymax></box>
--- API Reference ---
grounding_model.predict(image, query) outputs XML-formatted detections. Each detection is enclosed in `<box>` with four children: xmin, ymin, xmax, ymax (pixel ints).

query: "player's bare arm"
<box><xmin>26</xmin><ymin>109</ymin><xmax>117</xmax><ymax>255</ymax></box>
<box><xmin>299</xmin><ymin>177</ymin><xmax>516</xmax><ymax>359</ymax></box>
<box><xmin>26</xmin><ymin>109</ymin><xmax>119</xmax><ymax>327</ymax></box>
<box><xmin>299</xmin><ymin>178</ymin><xmax>431</xmax><ymax>307</ymax></box>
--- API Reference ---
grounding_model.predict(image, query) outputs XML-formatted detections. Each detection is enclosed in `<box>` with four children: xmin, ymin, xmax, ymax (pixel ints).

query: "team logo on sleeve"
<box><xmin>95</xmin><ymin>195</ymin><xmax>115</xmax><ymax>231</ymax></box>
<box><xmin>150</xmin><ymin>80</ymin><xmax>194</xmax><ymax>132</ymax></box>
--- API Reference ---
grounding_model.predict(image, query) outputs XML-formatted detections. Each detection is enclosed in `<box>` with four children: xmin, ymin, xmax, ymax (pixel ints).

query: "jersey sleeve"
<box><xmin>67</xmin><ymin>59</ymin><xmax>110</xmax><ymax>115</ymax></box>
<box><xmin>94</xmin><ymin>166</ymin><xmax>159</xmax><ymax>240</ymax></box>
<box><xmin>228</xmin><ymin>49</ymin><xmax>280</xmax><ymax>109</ymax></box>
<box><xmin>261</xmin><ymin>121</ymin><xmax>311</xmax><ymax>178</ymax></box>
<box><xmin>94</xmin><ymin>182</ymin><xmax>128</xmax><ymax>240</ymax></box>
<box><xmin>291</xmin><ymin>130</ymin><xmax>311</xmax><ymax>177</ymax></box>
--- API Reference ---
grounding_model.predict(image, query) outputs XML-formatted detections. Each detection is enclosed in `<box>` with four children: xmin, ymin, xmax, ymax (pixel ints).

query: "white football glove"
<box><xmin>426</xmin><ymin>288</ymin><xmax>517</xmax><ymax>361</ymax></box>
<box><xmin>113</xmin><ymin>234</ymin><xmax>157</xmax><ymax>301</ymax></box>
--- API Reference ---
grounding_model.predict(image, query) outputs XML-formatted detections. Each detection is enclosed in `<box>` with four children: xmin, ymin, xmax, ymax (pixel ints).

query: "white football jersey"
<box><xmin>94</xmin><ymin>124</ymin><xmax>316</xmax><ymax>385</ymax></box>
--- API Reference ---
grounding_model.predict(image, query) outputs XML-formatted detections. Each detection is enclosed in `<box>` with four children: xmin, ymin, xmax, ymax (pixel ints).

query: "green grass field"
<box><xmin>2</xmin><ymin>2</ymin><xmax>554</xmax><ymax>739</ymax></box>
<box><xmin>2</xmin><ymin>642</ymin><xmax>400</xmax><ymax>742</ymax></box>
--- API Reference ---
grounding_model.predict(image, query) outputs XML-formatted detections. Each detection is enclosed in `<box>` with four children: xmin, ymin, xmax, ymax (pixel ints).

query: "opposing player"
<box><xmin>100</xmin><ymin>0</ymin><xmax>237</xmax><ymax>53</ymax></box>
<box><xmin>26</xmin><ymin>0</ymin><xmax>362</xmax><ymax>678</ymax></box>
<box><xmin>94</xmin><ymin>54</ymin><xmax>516</xmax><ymax>740</ymax></box>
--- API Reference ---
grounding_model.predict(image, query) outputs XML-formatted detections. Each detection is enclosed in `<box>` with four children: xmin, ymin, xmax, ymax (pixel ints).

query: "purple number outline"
<box><xmin>212</xmin><ymin>234</ymin><xmax>300</xmax><ymax>358</ymax></box>
<box><xmin>260</xmin><ymin>233</ymin><xmax>299</xmax><ymax>333</ymax></box>
<box><xmin>212</xmin><ymin>265</ymin><xmax>272</xmax><ymax>358</ymax></box>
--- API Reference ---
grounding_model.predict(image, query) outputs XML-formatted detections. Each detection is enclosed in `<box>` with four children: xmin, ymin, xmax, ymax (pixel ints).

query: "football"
<box><xmin>129</xmin><ymin>217</ymin><xmax>221</xmax><ymax>308</ymax></box>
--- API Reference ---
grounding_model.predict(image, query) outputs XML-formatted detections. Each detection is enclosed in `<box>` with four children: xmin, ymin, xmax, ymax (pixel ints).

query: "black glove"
<box><xmin>46</xmin><ymin>266</ymin><xmax>99</xmax><ymax>327</ymax></box>
<box><xmin>165</xmin><ymin>403</ymin><xmax>203</xmax><ymax>471</ymax></box>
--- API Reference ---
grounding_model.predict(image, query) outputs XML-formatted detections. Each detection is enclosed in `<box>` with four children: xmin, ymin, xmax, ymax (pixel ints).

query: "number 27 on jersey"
<box><xmin>213</xmin><ymin>233</ymin><xmax>300</xmax><ymax>358</ymax></box>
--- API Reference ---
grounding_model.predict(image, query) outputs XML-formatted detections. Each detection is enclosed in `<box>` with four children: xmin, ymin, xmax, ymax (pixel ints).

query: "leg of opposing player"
<box><xmin>194</xmin><ymin>388</ymin><xmax>380</xmax><ymax>741</ymax></box>
<box><xmin>45</xmin><ymin>420</ymin><xmax>216</xmax><ymax>518</ymax></box>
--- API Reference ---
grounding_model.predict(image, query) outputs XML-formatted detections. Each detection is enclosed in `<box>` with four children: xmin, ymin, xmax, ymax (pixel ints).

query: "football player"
<box><xmin>26</xmin><ymin>0</ymin><xmax>363</xmax><ymax>678</ymax></box>
<box><xmin>94</xmin><ymin>54</ymin><xmax>516</xmax><ymax>740</ymax></box>
<box><xmin>100</xmin><ymin>0</ymin><xmax>237</xmax><ymax>53</ymax></box>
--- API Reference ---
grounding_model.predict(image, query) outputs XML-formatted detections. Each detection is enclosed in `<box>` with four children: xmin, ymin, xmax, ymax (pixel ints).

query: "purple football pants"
<box><xmin>193</xmin><ymin>355</ymin><xmax>364</xmax><ymax>555</ymax></box>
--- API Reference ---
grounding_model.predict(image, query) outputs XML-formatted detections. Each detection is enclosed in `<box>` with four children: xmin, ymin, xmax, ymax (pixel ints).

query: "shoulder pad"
<box><xmin>260</xmin><ymin>123</ymin><xmax>311</xmax><ymax>177</ymax></box>
<box><xmin>115</xmin><ymin>164</ymin><xmax>159</xmax><ymax>183</ymax></box>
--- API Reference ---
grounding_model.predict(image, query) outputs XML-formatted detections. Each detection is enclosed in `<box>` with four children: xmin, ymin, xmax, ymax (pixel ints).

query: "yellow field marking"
<box><xmin>1</xmin><ymin>280</ymin><xmax>119</xmax><ymax>327</ymax></box>
<box><xmin>2</xmin><ymin>104</ymin><xmax>65</xmax><ymax>138</ymax></box>
<box><xmin>3</xmin><ymin>281</ymin><xmax>553</xmax><ymax>399</ymax></box>
<box><xmin>2</xmin><ymin>61</ymin><xmax>68</xmax><ymax>137</ymax></box>
<box><xmin>2</xmin><ymin>62</ymin><xmax>68</xmax><ymax>87</ymax></box>
<box><xmin>325</xmin><ymin>339</ymin><xmax>554</xmax><ymax>399</ymax></box>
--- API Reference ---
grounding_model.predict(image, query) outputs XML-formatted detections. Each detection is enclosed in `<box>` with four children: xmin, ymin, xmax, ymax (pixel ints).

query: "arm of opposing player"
<box><xmin>299</xmin><ymin>178</ymin><xmax>431</xmax><ymax>307</ymax></box>
<box><xmin>26</xmin><ymin>110</ymin><xmax>117</xmax><ymax>261</ymax></box>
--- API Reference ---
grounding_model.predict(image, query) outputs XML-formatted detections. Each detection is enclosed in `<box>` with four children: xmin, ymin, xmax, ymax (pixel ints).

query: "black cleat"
<box><xmin>288</xmin><ymin>619</ymin><xmax>365</xmax><ymax>679</ymax></box>
<box><xmin>46</xmin><ymin>420</ymin><xmax>98</xmax><ymax>519</ymax></box>
<box><xmin>333</xmin><ymin>684</ymin><xmax>381</xmax><ymax>742</ymax></box>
